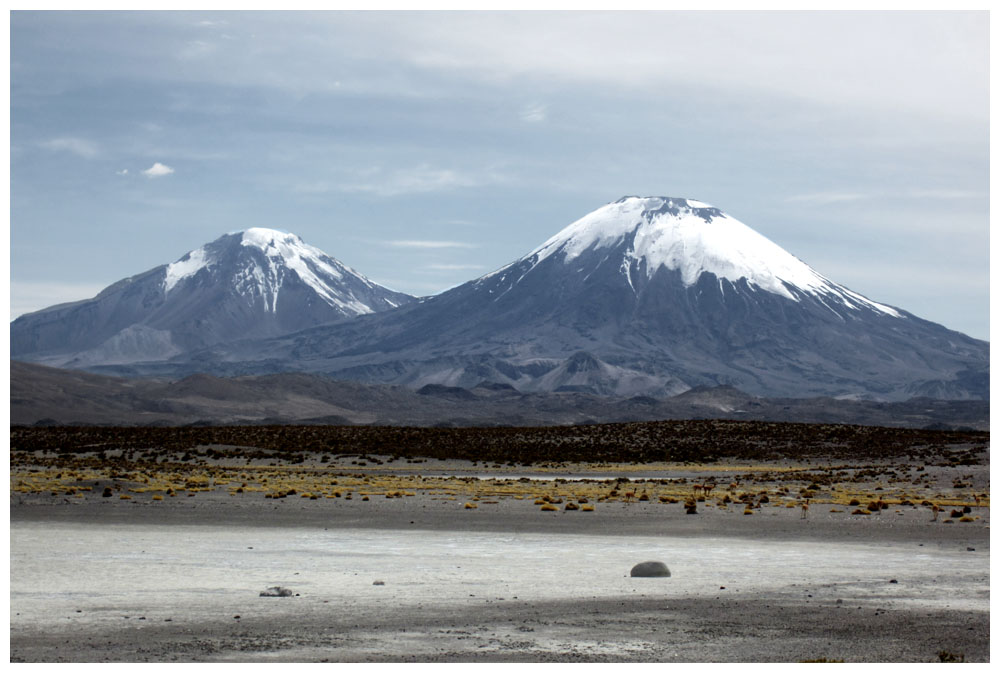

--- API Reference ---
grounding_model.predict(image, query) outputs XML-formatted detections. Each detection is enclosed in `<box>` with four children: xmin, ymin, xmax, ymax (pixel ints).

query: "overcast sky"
<box><xmin>9</xmin><ymin>10</ymin><xmax>990</xmax><ymax>340</ymax></box>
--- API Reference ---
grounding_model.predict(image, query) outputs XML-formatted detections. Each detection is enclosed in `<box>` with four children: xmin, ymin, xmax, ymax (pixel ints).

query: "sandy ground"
<box><xmin>10</xmin><ymin>479</ymin><xmax>990</xmax><ymax>663</ymax></box>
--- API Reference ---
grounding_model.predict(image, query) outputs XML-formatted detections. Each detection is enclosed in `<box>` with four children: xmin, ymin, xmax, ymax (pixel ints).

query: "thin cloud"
<box><xmin>142</xmin><ymin>162</ymin><xmax>175</xmax><ymax>178</ymax></box>
<box><xmin>295</xmin><ymin>166</ymin><xmax>485</xmax><ymax>197</ymax></box>
<box><xmin>907</xmin><ymin>189</ymin><xmax>983</xmax><ymax>201</ymax></box>
<box><xmin>785</xmin><ymin>192</ymin><xmax>867</xmax><ymax>205</ymax></box>
<box><xmin>425</xmin><ymin>263</ymin><xmax>486</xmax><ymax>271</ymax></box>
<box><xmin>521</xmin><ymin>103</ymin><xmax>547</xmax><ymax>123</ymax></box>
<box><xmin>340</xmin><ymin>166</ymin><xmax>479</xmax><ymax>196</ymax></box>
<box><xmin>40</xmin><ymin>137</ymin><xmax>99</xmax><ymax>158</ymax></box>
<box><xmin>388</xmin><ymin>240</ymin><xmax>478</xmax><ymax>250</ymax></box>
<box><xmin>177</xmin><ymin>40</ymin><xmax>218</xmax><ymax>60</ymax></box>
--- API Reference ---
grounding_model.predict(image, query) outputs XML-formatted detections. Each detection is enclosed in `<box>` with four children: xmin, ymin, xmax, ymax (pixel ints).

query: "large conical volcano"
<box><xmin>11</xmin><ymin>228</ymin><xmax>414</xmax><ymax>367</ymax></box>
<box><xmin>505</xmin><ymin>196</ymin><xmax>899</xmax><ymax>316</ymax></box>
<box><xmin>185</xmin><ymin>196</ymin><xmax>985</xmax><ymax>400</ymax></box>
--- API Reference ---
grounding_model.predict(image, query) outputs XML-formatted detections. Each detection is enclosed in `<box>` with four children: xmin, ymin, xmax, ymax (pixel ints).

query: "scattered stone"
<box><xmin>373</xmin><ymin>580</ymin><xmax>385</xmax><ymax>586</ymax></box>
<box><xmin>259</xmin><ymin>586</ymin><xmax>294</xmax><ymax>597</ymax></box>
<box><xmin>889</xmin><ymin>579</ymin><xmax>898</xmax><ymax>584</ymax></box>
<box><xmin>967</xmin><ymin>547</ymin><xmax>976</xmax><ymax>552</ymax></box>
<box><xmin>630</xmin><ymin>561</ymin><xmax>671</xmax><ymax>578</ymax></box>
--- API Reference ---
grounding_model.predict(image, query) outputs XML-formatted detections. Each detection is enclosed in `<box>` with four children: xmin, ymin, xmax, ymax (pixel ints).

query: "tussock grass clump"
<box><xmin>119</xmin><ymin>494</ymin><xmax>131</xmax><ymax>500</ymax></box>
<box><xmin>464</xmin><ymin>502</ymin><xmax>477</xmax><ymax>509</ymax></box>
<box><xmin>851</xmin><ymin>508</ymin><xmax>870</xmax><ymax>515</ymax></box>
<box><xmin>540</xmin><ymin>504</ymin><xmax>558</xmax><ymax>511</ymax></box>
<box><xmin>565</xmin><ymin>502</ymin><xmax>579</xmax><ymax>511</ymax></box>
<box><xmin>581</xmin><ymin>505</ymin><xmax>595</xmax><ymax>512</ymax></box>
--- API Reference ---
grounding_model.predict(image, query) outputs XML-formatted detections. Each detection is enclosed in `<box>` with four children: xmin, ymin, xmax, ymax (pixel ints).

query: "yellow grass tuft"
<box><xmin>464</xmin><ymin>502</ymin><xmax>478</xmax><ymax>509</ymax></box>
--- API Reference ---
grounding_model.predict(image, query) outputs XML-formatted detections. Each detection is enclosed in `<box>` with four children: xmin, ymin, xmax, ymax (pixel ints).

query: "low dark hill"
<box><xmin>10</xmin><ymin>360</ymin><xmax>989</xmax><ymax>430</ymax></box>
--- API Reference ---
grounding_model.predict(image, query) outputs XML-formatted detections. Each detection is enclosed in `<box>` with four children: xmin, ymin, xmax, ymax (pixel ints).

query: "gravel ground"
<box><xmin>9</xmin><ymin>484</ymin><xmax>990</xmax><ymax>663</ymax></box>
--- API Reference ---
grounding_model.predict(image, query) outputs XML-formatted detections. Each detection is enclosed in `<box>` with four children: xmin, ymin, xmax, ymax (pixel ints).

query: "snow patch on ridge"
<box><xmin>514</xmin><ymin>197</ymin><xmax>901</xmax><ymax>317</ymax></box>
<box><xmin>163</xmin><ymin>246</ymin><xmax>212</xmax><ymax>293</ymax></box>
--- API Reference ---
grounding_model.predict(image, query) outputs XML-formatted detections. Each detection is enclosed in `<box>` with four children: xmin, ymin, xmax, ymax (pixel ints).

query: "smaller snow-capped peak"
<box><xmin>514</xmin><ymin>196</ymin><xmax>900</xmax><ymax>317</ymax></box>
<box><xmin>237</xmin><ymin>227</ymin><xmax>357</xmax><ymax>312</ymax></box>
<box><xmin>162</xmin><ymin>227</ymin><xmax>391</xmax><ymax>316</ymax></box>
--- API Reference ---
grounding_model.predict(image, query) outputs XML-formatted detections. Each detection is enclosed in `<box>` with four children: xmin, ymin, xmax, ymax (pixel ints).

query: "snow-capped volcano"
<box><xmin>172</xmin><ymin>196</ymin><xmax>986</xmax><ymax>401</ymax></box>
<box><xmin>490</xmin><ymin>196</ymin><xmax>899</xmax><ymax>317</ymax></box>
<box><xmin>11</xmin><ymin>228</ymin><xmax>414</xmax><ymax>366</ymax></box>
<box><xmin>164</xmin><ymin>227</ymin><xmax>401</xmax><ymax>315</ymax></box>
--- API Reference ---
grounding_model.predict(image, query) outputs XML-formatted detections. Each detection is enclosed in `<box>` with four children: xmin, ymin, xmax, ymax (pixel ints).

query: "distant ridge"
<box><xmin>9</xmin><ymin>360</ymin><xmax>990</xmax><ymax>430</ymax></box>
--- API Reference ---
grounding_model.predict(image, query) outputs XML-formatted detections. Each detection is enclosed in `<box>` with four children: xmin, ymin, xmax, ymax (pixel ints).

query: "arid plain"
<box><xmin>10</xmin><ymin>422</ymin><xmax>990</xmax><ymax>662</ymax></box>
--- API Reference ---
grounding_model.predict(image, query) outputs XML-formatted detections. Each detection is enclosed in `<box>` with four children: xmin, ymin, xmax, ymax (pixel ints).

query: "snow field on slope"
<box><xmin>526</xmin><ymin>197</ymin><xmax>900</xmax><ymax>317</ymax></box>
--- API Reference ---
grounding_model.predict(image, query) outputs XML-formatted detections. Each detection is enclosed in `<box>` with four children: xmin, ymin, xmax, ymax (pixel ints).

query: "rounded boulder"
<box><xmin>630</xmin><ymin>561</ymin><xmax>671</xmax><ymax>578</ymax></box>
